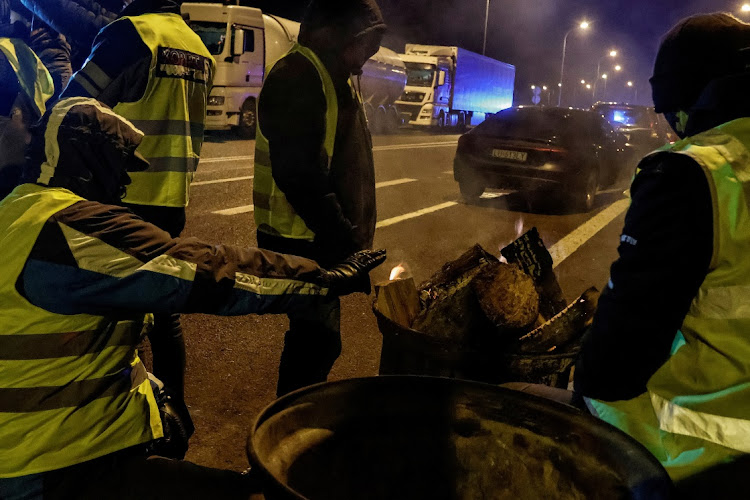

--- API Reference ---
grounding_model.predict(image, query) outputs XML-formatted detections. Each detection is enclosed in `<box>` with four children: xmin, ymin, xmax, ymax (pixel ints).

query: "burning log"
<box><xmin>514</xmin><ymin>287</ymin><xmax>600</xmax><ymax>353</ymax></box>
<box><xmin>472</xmin><ymin>262</ymin><xmax>539</xmax><ymax>335</ymax></box>
<box><xmin>411</xmin><ymin>245</ymin><xmax>497</xmax><ymax>343</ymax></box>
<box><xmin>375</xmin><ymin>276</ymin><xmax>420</xmax><ymax>328</ymax></box>
<box><xmin>501</xmin><ymin>228</ymin><xmax>567</xmax><ymax>321</ymax></box>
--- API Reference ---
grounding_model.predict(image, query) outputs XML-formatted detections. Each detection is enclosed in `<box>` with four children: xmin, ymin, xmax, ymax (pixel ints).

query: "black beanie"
<box><xmin>651</xmin><ymin>13</ymin><xmax>750</xmax><ymax>113</ymax></box>
<box><xmin>300</xmin><ymin>0</ymin><xmax>386</xmax><ymax>45</ymax></box>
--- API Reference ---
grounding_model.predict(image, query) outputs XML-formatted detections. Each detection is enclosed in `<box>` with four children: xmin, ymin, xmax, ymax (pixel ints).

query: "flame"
<box><xmin>389</xmin><ymin>264</ymin><xmax>407</xmax><ymax>281</ymax></box>
<box><xmin>515</xmin><ymin>217</ymin><xmax>525</xmax><ymax>238</ymax></box>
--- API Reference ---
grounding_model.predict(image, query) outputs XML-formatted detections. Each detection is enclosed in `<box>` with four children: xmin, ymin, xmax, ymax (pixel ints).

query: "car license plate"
<box><xmin>491</xmin><ymin>149</ymin><xmax>528</xmax><ymax>162</ymax></box>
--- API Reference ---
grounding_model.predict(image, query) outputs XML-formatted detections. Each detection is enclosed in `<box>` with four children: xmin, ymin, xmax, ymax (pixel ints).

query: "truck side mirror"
<box><xmin>233</xmin><ymin>29</ymin><xmax>245</xmax><ymax>56</ymax></box>
<box><xmin>438</xmin><ymin>71</ymin><xmax>446</xmax><ymax>86</ymax></box>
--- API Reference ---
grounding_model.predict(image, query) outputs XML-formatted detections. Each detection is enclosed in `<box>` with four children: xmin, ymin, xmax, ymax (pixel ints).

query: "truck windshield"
<box><xmin>189</xmin><ymin>22</ymin><xmax>227</xmax><ymax>55</ymax></box>
<box><xmin>404</xmin><ymin>63</ymin><xmax>436</xmax><ymax>88</ymax></box>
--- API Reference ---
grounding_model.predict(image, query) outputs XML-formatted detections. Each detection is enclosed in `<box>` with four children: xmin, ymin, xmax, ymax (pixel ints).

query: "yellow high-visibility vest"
<box><xmin>0</xmin><ymin>184</ymin><xmax>161</xmax><ymax>478</ymax></box>
<box><xmin>0</xmin><ymin>37</ymin><xmax>53</xmax><ymax>117</ymax></box>
<box><xmin>114</xmin><ymin>13</ymin><xmax>215</xmax><ymax>208</ymax></box>
<box><xmin>253</xmin><ymin>43</ymin><xmax>340</xmax><ymax>241</ymax></box>
<box><xmin>590</xmin><ymin>118</ymin><xmax>750</xmax><ymax>480</ymax></box>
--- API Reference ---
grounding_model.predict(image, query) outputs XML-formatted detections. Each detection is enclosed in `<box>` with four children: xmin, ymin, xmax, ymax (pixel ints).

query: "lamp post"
<box><xmin>593</xmin><ymin>50</ymin><xmax>617</xmax><ymax>103</ymax></box>
<box><xmin>742</xmin><ymin>3</ymin><xmax>750</xmax><ymax>14</ymax></box>
<box><xmin>558</xmin><ymin>20</ymin><xmax>590</xmax><ymax>107</ymax></box>
<box><xmin>483</xmin><ymin>0</ymin><xmax>490</xmax><ymax>55</ymax></box>
<box><xmin>627</xmin><ymin>81</ymin><xmax>638</xmax><ymax>103</ymax></box>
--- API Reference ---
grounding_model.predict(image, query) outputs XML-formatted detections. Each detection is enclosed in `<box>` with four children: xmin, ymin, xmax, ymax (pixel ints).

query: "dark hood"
<box><xmin>299</xmin><ymin>0</ymin><xmax>386</xmax><ymax>48</ymax></box>
<box><xmin>23</xmin><ymin>97</ymin><xmax>148</xmax><ymax>203</ymax></box>
<box><xmin>685</xmin><ymin>72</ymin><xmax>750</xmax><ymax>136</ymax></box>
<box><xmin>119</xmin><ymin>0</ymin><xmax>179</xmax><ymax>18</ymax></box>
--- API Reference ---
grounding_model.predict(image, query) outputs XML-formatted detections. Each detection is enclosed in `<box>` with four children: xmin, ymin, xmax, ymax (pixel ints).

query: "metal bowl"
<box><xmin>248</xmin><ymin>376</ymin><xmax>672</xmax><ymax>500</ymax></box>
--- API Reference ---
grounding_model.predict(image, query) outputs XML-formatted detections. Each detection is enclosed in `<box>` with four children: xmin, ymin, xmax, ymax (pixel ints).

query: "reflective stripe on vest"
<box><xmin>113</xmin><ymin>13</ymin><xmax>215</xmax><ymax>208</ymax></box>
<box><xmin>0</xmin><ymin>38</ymin><xmax>53</xmax><ymax>118</ymax></box>
<box><xmin>591</xmin><ymin>118</ymin><xmax>750</xmax><ymax>477</ymax></box>
<box><xmin>0</xmin><ymin>184</ymin><xmax>162</xmax><ymax>478</ymax></box>
<box><xmin>253</xmin><ymin>43</ymin><xmax>339</xmax><ymax>241</ymax></box>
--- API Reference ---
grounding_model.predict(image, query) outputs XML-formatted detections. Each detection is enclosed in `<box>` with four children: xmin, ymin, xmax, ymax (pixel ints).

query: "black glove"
<box><xmin>320</xmin><ymin>249</ymin><xmax>387</xmax><ymax>296</ymax></box>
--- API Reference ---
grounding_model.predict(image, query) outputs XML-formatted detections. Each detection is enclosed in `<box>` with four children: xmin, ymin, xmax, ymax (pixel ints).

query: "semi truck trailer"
<box><xmin>396</xmin><ymin>44</ymin><xmax>515</xmax><ymax>129</ymax></box>
<box><xmin>181</xmin><ymin>3</ymin><xmax>406</xmax><ymax>137</ymax></box>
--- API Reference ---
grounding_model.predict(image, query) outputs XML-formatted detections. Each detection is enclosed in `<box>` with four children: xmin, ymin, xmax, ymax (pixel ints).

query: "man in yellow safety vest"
<box><xmin>574</xmin><ymin>13</ymin><xmax>750</xmax><ymax>494</ymax></box>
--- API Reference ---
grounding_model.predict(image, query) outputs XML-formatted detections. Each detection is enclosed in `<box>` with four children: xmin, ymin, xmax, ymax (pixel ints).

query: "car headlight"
<box><xmin>208</xmin><ymin>96</ymin><xmax>225</xmax><ymax>106</ymax></box>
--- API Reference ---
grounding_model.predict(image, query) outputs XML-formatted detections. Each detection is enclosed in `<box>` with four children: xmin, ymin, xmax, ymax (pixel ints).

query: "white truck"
<box><xmin>396</xmin><ymin>44</ymin><xmax>515</xmax><ymax>129</ymax></box>
<box><xmin>181</xmin><ymin>3</ymin><xmax>406</xmax><ymax>137</ymax></box>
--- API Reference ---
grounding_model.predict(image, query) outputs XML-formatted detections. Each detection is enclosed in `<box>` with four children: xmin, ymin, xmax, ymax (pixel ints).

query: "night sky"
<box><xmin>247</xmin><ymin>0</ymin><xmax>734</xmax><ymax>106</ymax></box>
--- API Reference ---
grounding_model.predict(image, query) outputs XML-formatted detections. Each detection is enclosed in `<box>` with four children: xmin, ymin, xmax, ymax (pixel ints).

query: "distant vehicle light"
<box><xmin>208</xmin><ymin>96</ymin><xmax>225</xmax><ymax>106</ymax></box>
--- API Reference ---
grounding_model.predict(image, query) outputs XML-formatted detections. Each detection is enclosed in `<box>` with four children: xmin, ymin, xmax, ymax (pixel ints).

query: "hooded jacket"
<box><xmin>256</xmin><ymin>0</ymin><xmax>384</xmax><ymax>266</ymax></box>
<box><xmin>575</xmin><ymin>67</ymin><xmax>750</xmax><ymax>402</ymax></box>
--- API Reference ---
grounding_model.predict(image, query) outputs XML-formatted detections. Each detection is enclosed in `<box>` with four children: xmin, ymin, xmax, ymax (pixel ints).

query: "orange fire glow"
<box><xmin>389</xmin><ymin>264</ymin><xmax>407</xmax><ymax>281</ymax></box>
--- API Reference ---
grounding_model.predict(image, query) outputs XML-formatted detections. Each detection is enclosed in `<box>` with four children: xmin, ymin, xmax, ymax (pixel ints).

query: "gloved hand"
<box><xmin>320</xmin><ymin>249</ymin><xmax>387</xmax><ymax>296</ymax></box>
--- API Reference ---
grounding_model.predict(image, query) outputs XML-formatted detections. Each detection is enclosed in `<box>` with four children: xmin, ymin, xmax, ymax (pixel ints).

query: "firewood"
<box><xmin>501</xmin><ymin>228</ymin><xmax>567</xmax><ymax>320</ymax></box>
<box><xmin>472</xmin><ymin>262</ymin><xmax>539</xmax><ymax>334</ymax></box>
<box><xmin>412</xmin><ymin>245</ymin><xmax>498</xmax><ymax>343</ymax></box>
<box><xmin>514</xmin><ymin>287</ymin><xmax>599</xmax><ymax>353</ymax></box>
<box><xmin>375</xmin><ymin>277</ymin><xmax>420</xmax><ymax>328</ymax></box>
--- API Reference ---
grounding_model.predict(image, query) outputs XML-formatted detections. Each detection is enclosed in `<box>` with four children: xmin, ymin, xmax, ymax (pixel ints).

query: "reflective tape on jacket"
<box><xmin>113</xmin><ymin>13</ymin><xmax>215</xmax><ymax>208</ymax></box>
<box><xmin>593</xmin><ymin>118</ymin><xmax>750</xmax><ymax>478</ymax></box>
<box><xmin>0</xmin><ymin>37</ymin><xmax>54</xmax><ymax>118</ymax></box>
<box><xmin>253</xmin><ymin>43</ymin><xmax>339</xmax><ymax>241</ymax></box>
<box><xmin>0</xmin><ymin>184</ymin><xmax>161</xmax><ymax>478</ymax></box>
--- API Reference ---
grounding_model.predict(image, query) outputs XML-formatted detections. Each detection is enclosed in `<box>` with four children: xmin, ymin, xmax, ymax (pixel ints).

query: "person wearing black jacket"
<box><xmin>575</xmin><ymin>13</ymin><xmax>750</xmax><ymax>485</ymax></box>
<box><xmin>254</xmin><ymin>0</ymin><xmax>385</xmax><ymax>396</ymax></box>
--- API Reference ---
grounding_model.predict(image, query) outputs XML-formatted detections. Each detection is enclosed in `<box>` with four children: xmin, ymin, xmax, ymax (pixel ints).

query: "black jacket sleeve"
<box><xmin>19</xmin><ymin>200</ymin><xmax>329</xmax><ymax>317</ymax></box>
<box><xmin>258</xmin><ymin>53</ymin><xmax>356</xmax><ymax>255</ymax></box>
<box><xmin>574</xmin><ymin>152</ymin><xmax>714</xmax><ymax>401</ymax></box>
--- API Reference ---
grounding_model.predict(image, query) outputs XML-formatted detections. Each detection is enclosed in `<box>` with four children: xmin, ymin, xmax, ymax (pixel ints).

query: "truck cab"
<box><xmin>181</xmin><ymin>3</ymin><xmax>298</xmax><ymax>137</ymax></box>
<box><xmin>397</xmin><ymin>53</ymin><xmax>454</xmax><ymax>127</ymax></box>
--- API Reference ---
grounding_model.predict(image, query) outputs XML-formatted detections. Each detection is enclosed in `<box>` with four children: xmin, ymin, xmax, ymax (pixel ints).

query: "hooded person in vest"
<box><xmin>574</xmin><ymin>13</ymin><xmax>750</xmax><ymax>490</ymax></box>
<box><xmin>0</xmin><ymin>97</ymin><xmax>384</xmax><ymax>498</ymax></box>
<box><xmin>60</xmin><ymin>0</ymin><xmax>216</xmax><ymax>422</ymax></box>
<box><xmin>253</xmin><ymin>0</ymin><xmax>385</xmax><ymax>397</ymax></box>
<box><xmin>0</xmin><ymin>16</ymin><xmax>54</xmax><ymax>199</ymax></box>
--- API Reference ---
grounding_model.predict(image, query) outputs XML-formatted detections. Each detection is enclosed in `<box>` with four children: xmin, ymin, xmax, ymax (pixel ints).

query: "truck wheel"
<box><xmin>385</xmin><ymin>108</ymin><xmax>400</xmax><ymax>134</ymax></box>
<box><xmin>458</xmin><ymin>176</ymin><xmax>484</xmax><ymax>201</ymax></box>
<box><xmin>237</xmin><ymin>99</ymin><xmax>257</xmax><ymax>139</ymax></box>
<box><xmin>437</xmin><ymin>112</ymin><xmax>446</xmax><ymax>130</ymax></box>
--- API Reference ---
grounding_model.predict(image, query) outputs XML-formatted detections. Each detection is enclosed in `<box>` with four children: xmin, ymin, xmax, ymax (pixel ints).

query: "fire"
<box><xmin>515</xmin><ymin>217</ymin><xmax>525</xmax><ymax>238</ymax></box>
<box><xmin>389</xmin><ymin>264</ymin><xmax>407</xmax><ymax>281</ymax></box>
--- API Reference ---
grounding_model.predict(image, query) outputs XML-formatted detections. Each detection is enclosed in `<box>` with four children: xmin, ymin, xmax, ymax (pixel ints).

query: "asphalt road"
<box><xmin>177</xmin><ymin>129</ymin><xmax>629</xmax><ymax>471</ymax></box>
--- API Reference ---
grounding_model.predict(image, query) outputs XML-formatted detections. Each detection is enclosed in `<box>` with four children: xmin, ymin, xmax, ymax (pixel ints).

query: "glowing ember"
<box><xmin>515</xmin><ymin>217</ymin><xmax>525</xmax><ymax>238</ymax></box>
<box><xmin>389</xmin><ymin>264</ymin><xmax>407</xmax><ymax>281</ymax></box>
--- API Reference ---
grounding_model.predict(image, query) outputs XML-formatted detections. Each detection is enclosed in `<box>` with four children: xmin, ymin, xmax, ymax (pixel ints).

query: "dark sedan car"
<box><xmin>592</xmin><ymin>102</ymin><xmax>677</xmax><ymax>153</ymax></box>
<box><xmin>453</xmin><ymin>106</ymin><xmax>631</xmax><ymax>211</ymax></box>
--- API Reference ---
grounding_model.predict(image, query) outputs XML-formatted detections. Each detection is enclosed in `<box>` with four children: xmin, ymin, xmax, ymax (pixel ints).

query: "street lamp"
<box><xmin>558</xmin><ymin>20</ymin><xmax>591</xmax><ymax>106</ymax></box>
<box><xmin>483</xmin><ymin>0</ymin><xmax>490</xmax><ymax>55</ymax></box>
<box><xmin>593</xmin><ymin>49</ymin><xmax>618</xmax><ymax>103</ymax></box>
<box><xmin>614</xmin><ymin>64</ymin><xmax>622</xmax><ymax>72</ymax></box>
<box><xmin>742</xmin><ymin>3</ymin><xmax>750</xmax><ymax>13</ymax></box>
<box><xmin>627</xmin><ymin>81</ymin><xmax>638</xmax><ymax>103</ymax></box>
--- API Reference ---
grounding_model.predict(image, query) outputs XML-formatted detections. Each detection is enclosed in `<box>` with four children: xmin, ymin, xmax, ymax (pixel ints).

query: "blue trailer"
<box><xmin>395</xmin><ymin>44</ymin><xmax>515</xmax><ymax>129</ymax></box>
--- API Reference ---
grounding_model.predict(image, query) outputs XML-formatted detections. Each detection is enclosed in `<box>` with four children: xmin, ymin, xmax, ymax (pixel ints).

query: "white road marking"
<box><xmin>548</xmin><ymin>198</ymin><xmax>630</xmax><ymax>268</ymax></box>
<box><xmin>192</xmin><ymin>175</ymin><xmax>254</xmax><ymax>186</ymax></box>
<box><xmin>199</xmin><ymin>141</ymin><xmax>458</xmax><ymax>164</ymax></box>
<box><xmin>212</xmin><ymin>178</ymin><xmax>418</xmax><ymax>215</ymax></box>
<box><xmin>214</xmin><ymin>205</ymin><xmax>255</xmax><ymax>216</ymax></box>
<box><xmin>375</xmin><ymin>178</ymin><xmax>417</xmax><ymax>188</ymax></box>
<box><xmin>376</xmin><ymin>201</ymin><xmax>459</xmax><ymax>229</ymax></box>
<box><xmin>200</xmin><ymin>155</ymin><xmax>254</xmax><ymax>164</ymax></box>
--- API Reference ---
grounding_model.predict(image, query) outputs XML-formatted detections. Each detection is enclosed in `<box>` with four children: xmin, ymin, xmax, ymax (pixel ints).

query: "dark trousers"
<box><xmin>256</xmin><ymin>231</ymin><xmax>344</xmax><ymax>397</ymax></box>
<box><xmin>125</xmin><ymin>203</ymin><xmax>187</xmax><ymax>402</ymax></box>
<box><xmin>0</xmin><ymin>447</ymin><xmax>257</xmax><ymax>500</ymax></box>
